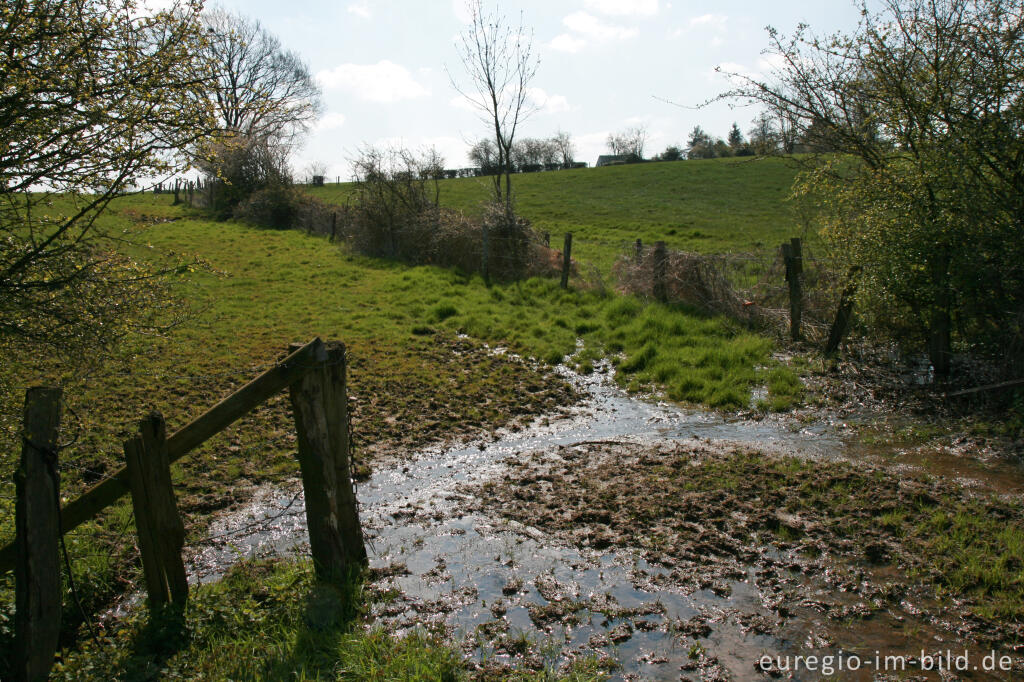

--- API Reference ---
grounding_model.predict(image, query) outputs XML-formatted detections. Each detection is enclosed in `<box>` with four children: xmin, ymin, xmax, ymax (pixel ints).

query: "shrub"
<box><xmin>234</xmin><ymin>185</ymin><xmax>301</xmax><ymax>229</ymax></box>
<box><xmin>341</xmin><ymin>145</ymin><xmax>554</xmax><ymax>282</ymax></box>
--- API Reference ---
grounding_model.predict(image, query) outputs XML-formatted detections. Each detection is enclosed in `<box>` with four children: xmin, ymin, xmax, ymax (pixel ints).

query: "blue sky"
<box><xmin>195</xmin><ymin>0</ymin><xmax>866</xmax><ymax>178</ymax></box>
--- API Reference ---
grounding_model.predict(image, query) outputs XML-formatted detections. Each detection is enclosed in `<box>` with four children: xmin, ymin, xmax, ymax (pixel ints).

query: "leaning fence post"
<box><xmin>288</xmin><ymin>341</ymin><xmax>366</xmax><ymax>584</ymax></box>
<box><xmin>653</xmin><ymin>240</ymin><xmax>668</xmax><ymax>303</ymax></box>
<box><xmin>14</xmin><ymin>387</ymin><xmax>63</xmax><ymax>682</ymax></box>
<box><xmin>825</xmin><ymin>267</ymin><xmax>861</xmax><ymax>355</ymax></box>
<box><xmin>124</xmin><ymin>412</ymin><xmax>188</xmax><ymax>609</ymax></box>
<box><xmin>560</xmin><ymin>232</ymin><xmax>573</xmax><ymax>289</ymax></box>
<box><xmin>782</xmin><ymin>237</ymin><xmax>803</xmax><ymax>341</ymax></box>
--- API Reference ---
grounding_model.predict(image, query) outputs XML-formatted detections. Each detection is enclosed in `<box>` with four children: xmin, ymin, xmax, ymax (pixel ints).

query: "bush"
<box><xmin>198</xmin><ymin>134</ymin><xmax>292</xmax><ymax>218</ymax></box>
<box><xmin>342</xmin><ymin>145</ymin><xmax>556</xmax><ymax>282</ymax></box>
<box><xmin>234</xmin><ymin>185</ymin><xmax>301</xmax><ymax>229</ymax></box>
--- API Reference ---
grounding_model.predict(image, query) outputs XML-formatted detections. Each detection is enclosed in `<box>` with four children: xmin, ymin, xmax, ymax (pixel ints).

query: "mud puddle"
<box><xmin>188</xmin><ymin>362</ymin><xmax>841</xmax><ymax>583</ymax></box>
<box><xmin>185</xmin><ymin>364</ymin><xmax>1024</xmax><ymax>679</ymax></box>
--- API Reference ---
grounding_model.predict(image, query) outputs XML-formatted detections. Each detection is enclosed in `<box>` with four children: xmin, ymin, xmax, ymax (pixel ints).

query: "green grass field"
<box><xmin>309</xmin><ymin>156</ymin><xmax>806</xmax><ymax>269</ymax></box>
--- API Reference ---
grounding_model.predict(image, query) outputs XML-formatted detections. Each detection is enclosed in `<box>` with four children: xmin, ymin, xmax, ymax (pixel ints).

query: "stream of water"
<box><xmin>185</xmin><ymin>363</ymin><xmax>1023</xmax><ymax>680</ymax></box>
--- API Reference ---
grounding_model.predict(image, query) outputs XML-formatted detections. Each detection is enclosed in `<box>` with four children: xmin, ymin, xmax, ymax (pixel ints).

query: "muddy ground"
<box><xmin>463</xmin><ymin>439</ymin><xmax>1023</xmax><ymax>678</ymax></box>
<box><xmin>173</xmin><ymin>356</ymin><xmax>1024</xmax><ymax>681</ymax></box>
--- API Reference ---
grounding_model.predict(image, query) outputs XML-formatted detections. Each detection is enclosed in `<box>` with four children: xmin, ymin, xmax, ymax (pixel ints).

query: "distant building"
<box><xmin>595</xmin><ymin>154</ymin><xmax>632</xmax><ymax>167</ymax></box>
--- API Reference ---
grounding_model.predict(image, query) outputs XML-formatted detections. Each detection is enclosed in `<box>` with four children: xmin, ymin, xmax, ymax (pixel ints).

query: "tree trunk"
<box><xmin>928</xmin><ymin>249</ymin><xmax>952</xmax><ymax>377</ymax></box>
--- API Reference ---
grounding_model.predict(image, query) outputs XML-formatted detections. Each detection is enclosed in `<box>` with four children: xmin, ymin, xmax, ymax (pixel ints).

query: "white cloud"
<box><xmin>527</xmin><ymin>87</ymin><xmax>570</xmax><ymax>114</ymax></box>
<box><xmin>575</xmin><ymin>130</ymin><xmax>612</xmax><ymax>165</ymax></box>
<box><xmin>449</xmin><ymin>95</ymin><xmax>477</xmax><ymax>112</ymax></box>
<box><xmin>347</xmin><ymin>2</ymin><xmax>371</xmax><ymax>19</ymax></box>
<box><xmin>758</xmin><ymin>53</ymin><xmax>788</xmax><ymax>73</ymax></box>
<box><xmin>549</xmin><ymin>33</ymin><xmax>587</xmax><ymax>53</ymax></box>
<box><xmin>317</xmin><ymin>61</ymin><xmax>430</xmax><ymax>103</ymax></box>
<box><xmin>316</xmin><ymin>112</ymin><xmax>347</xmax><ymax>131</ymax></box>
<box><xmin>688</xmin><ymin>13</ymin><xmax>728</xmax><ymax>30</ymax></box>
<box><xmin>563</xmin><ymin>12</ymin><xmax>638</xmax><ymax>41</ymax></box>
<box><xmin>583</xmin><ymin>0</ymin><xmax>658</xmax><ymax>17</ymax></box>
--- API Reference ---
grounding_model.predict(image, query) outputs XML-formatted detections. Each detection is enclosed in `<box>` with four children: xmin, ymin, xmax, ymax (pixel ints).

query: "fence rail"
<box><xmin>8</xmin><ymin>337</ymin><xmax>366</xmax><ymax>681</ymax></box>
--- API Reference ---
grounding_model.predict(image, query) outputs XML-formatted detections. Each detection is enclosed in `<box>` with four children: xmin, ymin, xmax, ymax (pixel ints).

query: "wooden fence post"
<box><xmin>782</xmin><ymin>237</ymin><xmax>803</xmax><ymax>341</ymax></box>
<box><xmin>14</xmin><ymin>387</ymin><xmax>63</xmax><ymax>682</ymax></box>
<box><xmin>634</xmin><ymin>238</ymin><xmax>643</xmax><ymax>263</ymax></box>
<box><xmin>482</xmin><ymin>224</ymin><xmax>491</xmax><ymax>287</ymax></box>
<box><xmin>288</xmin><ymin>341</ymin><xmax>366</xmax><ymax>584</ymax></box>
<box><xmin>825</xmin><ymin>267</ymin><xmax>860</xmax><ymax>355</ymax></box>
<box><xmin>653</xmin><ymin>240</ymin><xmax>668</xmax><ymax>303</ymax></box>
<box><xmin>560</xmin><ymin>232</ymin><xmax>573</xmax><ymax>289</ymax></box>
<box><xmin>124</xmin><ymin>412</ymin><xmax>188</xmax><ymax>609</ymax></box>
<box><xmin>330</xmin><ymin>212</ymin><xmax>337</xmax><ymax>243</ymax></box>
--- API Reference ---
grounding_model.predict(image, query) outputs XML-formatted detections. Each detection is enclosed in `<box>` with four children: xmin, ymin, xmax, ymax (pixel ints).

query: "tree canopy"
<box><xmin>200</xmin><ymin>8</ymin><xmax>321</xmax><ymax>146</ymax></box>
<box><xmin>722</xmin><ymin>0</ymin><xmax>1024</xmax><ymax>374</ymax></box>
<box><xmin>0</xmin><ymin>0</ymin><xmax>214</xmax><ymax>363</ymax></box>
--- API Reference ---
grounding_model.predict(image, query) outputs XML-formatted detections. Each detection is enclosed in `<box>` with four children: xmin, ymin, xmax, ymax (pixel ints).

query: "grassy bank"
<box><xmin>308</xmin><ymin>156</ymin><xmax>804</xmax><ymax>269</ymax></box>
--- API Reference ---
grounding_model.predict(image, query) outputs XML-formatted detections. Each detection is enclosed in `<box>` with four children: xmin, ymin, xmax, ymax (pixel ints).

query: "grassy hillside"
<box><xmin>0</xmin><ymin>188</ymin><xmax>802</xmax><ymax>675</ymax></box>
<box><xmin>309</xmin><ymin>156</ymin><xmax>805</xmax><ymax>268</ymax></box>
<box><xmin>0</xmin><ymin>156</ymin><xmax>813</xmax><ymax>678</ymax></box>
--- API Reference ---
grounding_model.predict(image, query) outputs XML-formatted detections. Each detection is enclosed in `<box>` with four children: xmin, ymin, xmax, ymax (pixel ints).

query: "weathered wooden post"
<box><xmin>124</xmin><ymin>412</ymin><xmax>188</xmax><ymax>609</ymax></box>
<box><xmin>482</xmin><ymin>225</ymin><xmax>491</xmax><ymax>287</ymax></box>
<box><xmin>288</xmin><ymin>341</ymin><xmax>366</xmax><ymax>584</ymax></box>
<box><xmin>330</xmin><ymin>212</ymin><xmax>337</xmax><ymax>243</ymax></box>
<box><xmin>560</xmin><ymin>232</ymin><xmax>573</xmax><ymax>289</ymax></box>
<box><xmin>172</xmin><ymin>179</ymin><xmax>181</xmax><ymax>206</ymax></box>
<box><xmin>653</xmin><ymin>240</ymin><xmax>668</xmax><ymax>303</ymax></box>
<box><xmin>14</xmin><ymin>387</ymin><xmax>63</xmax><ymax>682</ymax></box>
<box><xmin>782</xmin><ymin>237</ymin><xmax>803</xmax><ymax>341</ymax></box>
<box><xmin>825</xmin><ymin>267</ymin><xmax>860</xmax><ymax>355</ymax></box>
<box><xmin>634</xmin><ymin>238</ymin><xmax>643</xmax><ymax>263</ymax></box>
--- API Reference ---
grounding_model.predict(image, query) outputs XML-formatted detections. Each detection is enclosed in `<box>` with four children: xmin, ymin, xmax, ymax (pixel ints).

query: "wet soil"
<box><xmin>468</xmin><ymin>440</ymin><xmax>1024</xmax><ymax>677</ymax></box>
<box><xmin>181</xmin><ymin>363</ymin><xmax>1024</xmax><ymax>679</ymax></box>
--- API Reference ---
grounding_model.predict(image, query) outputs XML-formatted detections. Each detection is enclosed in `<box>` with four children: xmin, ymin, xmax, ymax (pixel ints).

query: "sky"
<box><xmin>184</xmin><ymin>0</ymin><xmax>868</xmax><ymax>179</ymax></box>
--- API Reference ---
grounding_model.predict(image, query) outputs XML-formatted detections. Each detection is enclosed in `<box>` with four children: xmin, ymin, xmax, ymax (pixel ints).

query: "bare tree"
<box><xmin>747</xmin><ymin>112</ymin><xmax>779</xmax><ymax>155</ymax></box>
<box><xmin>303</xmin><ymin>160</ymin><xmax>329</xmax><ymax>185</ymax></box>
<box><xmin>553</xmin><ymin>130</ymin><xmax>575</xmax><ymax>167</ymax></box>
<box><xmin>607</xmin><ymin>125</ymin><xmax>648</xmax><ymax>161</ymax></box>
<box><xmin>468</xmin><ymin>138</ymin><xmax>499</xmax><ymax>174</ymax></box>
<box><xmin>606</xmin><ymin>132</ymin><xmax>626</xmax><ymax>155</ymax></box>
<box><xmin>450</xmin><ymin>0</ymin><xmax>539</xmax><ymax>283</ymax></box>
<box><xmin>201</xmin><ymin>8</ymin><xmax>322</xmax><ymax>146</ymax></box>
<box><xmin>450</xmin><ymin>0</ymin><xmax>539</xmax><ymax>211</ymax></box>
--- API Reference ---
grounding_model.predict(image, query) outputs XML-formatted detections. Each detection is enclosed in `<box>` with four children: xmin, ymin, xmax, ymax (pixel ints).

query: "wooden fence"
<box><xmin>5</xmin><ymin>338</ymin><xmax>365</xmax><ymax>682</ymax></box>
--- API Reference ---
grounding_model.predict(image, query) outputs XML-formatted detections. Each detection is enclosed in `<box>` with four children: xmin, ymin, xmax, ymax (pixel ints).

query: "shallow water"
<box><xmin>185</xmin><ymin>364</ymin><xmax>1023</xmax><ymax>680</ymax></box>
